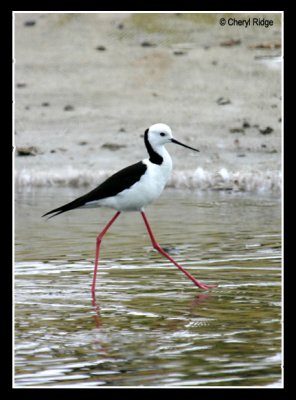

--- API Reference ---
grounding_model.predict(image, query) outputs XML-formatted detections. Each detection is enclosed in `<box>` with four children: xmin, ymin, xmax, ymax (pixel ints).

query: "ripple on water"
<box><xmin>15</xmin><ymin>190</ymin><xmax>282</xmax><ymax>387</ymax></box>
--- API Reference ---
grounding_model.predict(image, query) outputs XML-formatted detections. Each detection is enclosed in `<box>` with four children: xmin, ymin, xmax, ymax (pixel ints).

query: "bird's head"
<box><xmin>145</xmin><ymin>123</ymin><xmax>200</xmax><ymax>152</ymax></box>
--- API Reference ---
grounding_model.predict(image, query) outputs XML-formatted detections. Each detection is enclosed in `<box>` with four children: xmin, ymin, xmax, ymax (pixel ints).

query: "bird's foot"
<box><xmin>195</xmin><ymin>281</ymin><xmax>218</xmax><ymax>290</ymax></box>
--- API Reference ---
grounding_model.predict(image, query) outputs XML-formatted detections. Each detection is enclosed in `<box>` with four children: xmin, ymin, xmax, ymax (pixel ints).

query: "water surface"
<box><xmin>14</xmin><ymin>188</ymin><xmax>282</xmax><ymax>387</ymax></box>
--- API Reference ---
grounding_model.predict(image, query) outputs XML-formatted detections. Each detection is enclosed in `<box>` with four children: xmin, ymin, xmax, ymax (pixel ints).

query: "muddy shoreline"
<box><xmin>14</xmin><ymin>13</ymin><xmax>282</xmax><ymax>193</ymax></box>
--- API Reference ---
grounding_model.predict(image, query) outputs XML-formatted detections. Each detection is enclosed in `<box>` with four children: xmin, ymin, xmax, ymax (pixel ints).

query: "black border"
<box><xmin>8</xmin><ymin>3</ymin><xmax>289</xmax><ymax>396</ymax></box>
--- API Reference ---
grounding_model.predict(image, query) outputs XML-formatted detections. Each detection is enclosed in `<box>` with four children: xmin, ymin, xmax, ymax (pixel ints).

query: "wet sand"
<box><xmin>14</xmin><ymin>12</ymin><xmax>282</xmax><ymax>192</ymax></box>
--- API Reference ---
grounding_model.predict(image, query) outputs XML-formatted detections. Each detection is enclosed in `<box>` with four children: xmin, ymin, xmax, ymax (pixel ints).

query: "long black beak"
<box><xmin>171</xmin><ymin>138</ymin><xmax>199</xmax><ymax>152</ymax></box>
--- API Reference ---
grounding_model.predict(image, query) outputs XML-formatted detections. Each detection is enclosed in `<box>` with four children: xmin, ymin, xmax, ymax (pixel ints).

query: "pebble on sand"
<box><xmin>17</xmin><ymin>146</ymin><xmax>40</xmax><ymax>156</ymax></box>
<box><xmin>259</xmin><ymin>126</ymin><xmax>274</xmax><ymax>135</ymax></box>
<box><xmin>217</xmin><ymin>97</ymin><xmax>231</xmax><ymax>105</ymax></box>
<box><xmin>101</xmin><ymin>143</ymin><xmax>126</xmax><ymax>151</ymax></box>
<box><xmin>24</xmin><ymin>20</ymin><xmax>36</xmax><ymax>27</ymax></box>
<box><xmin>64</xmin><ymin>105</ymin><xmax>74</xmax><ymax>111</ymax></box>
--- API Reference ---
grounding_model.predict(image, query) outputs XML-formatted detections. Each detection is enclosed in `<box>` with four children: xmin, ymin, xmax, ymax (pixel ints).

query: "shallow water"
<box><xmin>14</xmin><ymin>188</ymin><xmax>282</xmax><ymax>387</ymax></box>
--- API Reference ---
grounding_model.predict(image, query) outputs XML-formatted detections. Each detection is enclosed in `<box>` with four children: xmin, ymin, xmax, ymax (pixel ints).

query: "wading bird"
<box><xmin>43</xmin><ymin>123</ymin><xmax>217</xmax><ymax>293</ymax></box>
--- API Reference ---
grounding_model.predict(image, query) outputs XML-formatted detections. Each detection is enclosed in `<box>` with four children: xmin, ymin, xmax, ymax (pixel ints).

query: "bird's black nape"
<box><xmin>144</xmin><ymin>128</ymin><xmax>163</xmax><ymax>165</ymax></box>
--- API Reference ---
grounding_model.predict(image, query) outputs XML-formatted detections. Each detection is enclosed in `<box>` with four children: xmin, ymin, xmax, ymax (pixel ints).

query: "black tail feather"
<box><xmin>42</xmin><ymin>195</ymin><xmax>89</xmax><ymax>219</ymax></box>
<box><xmin>42</xmin><ymin>160</ymin><xmax>148</xmax><ymax>220</ymax></box>
<box><xmin>42</xmin><ymin>208</ymin><xmax>68</xmax><ymax>219</ymax></box>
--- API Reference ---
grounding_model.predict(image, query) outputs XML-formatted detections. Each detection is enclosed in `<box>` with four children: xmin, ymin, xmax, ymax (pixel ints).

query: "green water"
<box><xmin>14</xmin><ymin>188</ymin><xmax>282</xmax><ymax>387</ymax></box>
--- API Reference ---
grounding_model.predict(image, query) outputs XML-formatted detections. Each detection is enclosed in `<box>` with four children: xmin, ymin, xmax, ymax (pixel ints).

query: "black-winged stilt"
<box><xmin>43</xmin><ymin>123</ymin><xmax>217</xmax><ymax>293</ymax></box>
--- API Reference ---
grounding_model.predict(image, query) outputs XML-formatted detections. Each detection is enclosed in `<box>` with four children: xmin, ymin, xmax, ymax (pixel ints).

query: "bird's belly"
<box><xmin>95</xmin><ymin>163</ymin><xmax>170</xmax><ymax>211</ymax></box>
<box><xmin>101</xmin><ymin>180</ymin><xmax>165</xmax><ymax>211</ymax></box>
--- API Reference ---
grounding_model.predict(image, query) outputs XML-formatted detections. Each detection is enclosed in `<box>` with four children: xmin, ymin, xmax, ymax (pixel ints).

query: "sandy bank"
<box><xmin>14</xmin><ymin>12</ymin><xmax>282</xmax><ymax>193</ymax></box>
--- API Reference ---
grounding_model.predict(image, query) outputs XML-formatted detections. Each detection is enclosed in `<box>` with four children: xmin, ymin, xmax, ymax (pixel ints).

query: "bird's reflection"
<box><xmin>91</xmin><ymin>291</ymin><xmax>212</xmax><ymax>333</ymax></box>
<box><xmin>188</xmin><ymin>293</ymin><xmax>212</xmax><ymax>316</ymax></box>
<box><xmin>191</xmin><ymin>293</ymin><xmax>211</xmax><ymax>307</ymax></box>
<box><xmin>91</xmin><ymin>291</ymin><xmax>102</xmax><ymax>329</ymax></box>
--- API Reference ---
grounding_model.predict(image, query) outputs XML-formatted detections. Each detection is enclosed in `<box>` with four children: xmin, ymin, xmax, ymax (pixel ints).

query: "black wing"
<box><xmin>42</xmin><ymin>161</ymin><xmax>147</xmax><ymax>219</ymax></box>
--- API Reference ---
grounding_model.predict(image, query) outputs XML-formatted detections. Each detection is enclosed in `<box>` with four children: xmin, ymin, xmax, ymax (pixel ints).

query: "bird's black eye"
<box><xmin>160</xmin><ymin>132</ymin><xmax>166</xmax><ymax>137</ymax></box>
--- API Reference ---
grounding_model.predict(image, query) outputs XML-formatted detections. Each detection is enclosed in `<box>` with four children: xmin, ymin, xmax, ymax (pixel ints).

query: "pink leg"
<box><xmin>141</xmin><ymin>211</ymin><xmax>217</xmax><ymax>290</ymax></box>
<box><xmin>92</xmin><ymin>211</ymin><xmax>121</xmax><ymax>294</ymax></box>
